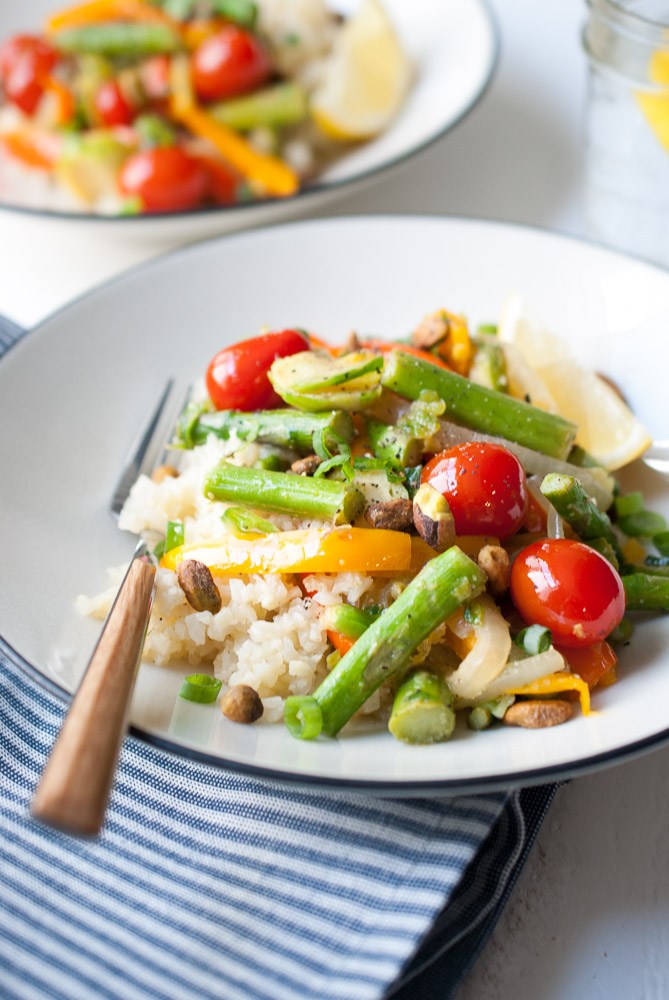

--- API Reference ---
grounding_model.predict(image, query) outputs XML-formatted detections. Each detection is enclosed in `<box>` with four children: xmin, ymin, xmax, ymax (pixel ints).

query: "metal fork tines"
<box><xmin>110</xmin><ymin>379</ymin><xmax>190</xmax><ymax>518</ymax></box>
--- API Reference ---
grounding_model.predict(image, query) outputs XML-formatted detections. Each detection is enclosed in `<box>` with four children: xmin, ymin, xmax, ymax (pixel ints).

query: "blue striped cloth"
<box><xmin>0</xmin><ymin>314</ymin><xmax>557</xmax><ymax>1000</ymax></box>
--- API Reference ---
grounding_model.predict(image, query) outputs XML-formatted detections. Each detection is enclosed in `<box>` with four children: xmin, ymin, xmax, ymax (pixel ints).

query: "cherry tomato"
<box><xmin>556</xmin><ymin>640</ymin><xmax>618</xmax><ymax>689</ymax></box>
<box><xmin>361</xmin><ymin>338</ymin><xmax>452</xmax><ymax>371</ymax></box>
<box><xmin>206</xmin><ymin>329</ymin><xmax>309</xmax><ymax>411</ymax></box>
<box><xmin>196</xmin><ymin>153</ymin><xmax>240</xmax><ymax>205</ymax></box>
<box><xmin>191</xmin><ymin>26</ymin><xmax>272</xmax><ymax>103</ymax></box>
<box><xmin>0</xmin><ymin>35</ymin><xmax>58</xmax><ymax>115</ymax></box>
<box><xmin>421</xmin><ymin>442</ymin><xmax>528</xmax><ymax>539</ymax></box>
<box><xmin>510</xmin><ymin>538</ymin><xmax>626</xmax><ymax>648</ymax></box>
<box><xmin>94</xmin><ymin>79</ymin><xmax>134</xmax><ymax>127</ymax></box>
<box><xmin>118</xmin><ymin>146</ymin><xmax>207</xmax><ymax>213</ymax></box>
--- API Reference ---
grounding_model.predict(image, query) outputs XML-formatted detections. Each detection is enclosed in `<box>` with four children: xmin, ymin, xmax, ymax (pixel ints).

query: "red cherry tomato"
<box><xmin>94</xmin><ymin>79</ymin><xmax>134</xmax><ymax>126</ymax></box>
<box><xmin>118</xmin><ymin>146</ymin><xmax>207</xmax><ymax>213</ymax></box>
<box><xmin>510</xmin><ymin>538</ymin><xmax>626</xmax><ymax>648</ymax></box>
<box><xmin>556</xmin><ymin>640</ymin><xmax>618</xmax><ymax>690</ymax></box>
<box><xmin>205</xmin><ymin>329</ymin><xmax>310</xmax><ymax>411</ymax></box>
<box><xmin>196</xmin><ymin>153</ymin><xmax>240</xmax><ymax>205</ymax></box>
<box><xmin>421</xmin><ymin>442</ymin><xmax>528</xmax><ymax>539</ymax></box>
<box><xmin>0</xmin><ymin>35</ymin><xmax>58</xmax><ymax>115</ymax></box>
<box><xmin>191</xmin><ymin>26</ymin><xmax>272</xmax><ymax>102</ymax></box>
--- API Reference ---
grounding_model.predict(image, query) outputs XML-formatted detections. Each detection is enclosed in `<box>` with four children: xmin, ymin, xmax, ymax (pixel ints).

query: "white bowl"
<box><xmin>0</xmin><ymin>0</ymin><xmax>497</xmax><ymax>240</ymax></box>
<box><xmin>2</xmin><ymin>215</ymin><xmax>667</xmax><ymax>793</ymax></box>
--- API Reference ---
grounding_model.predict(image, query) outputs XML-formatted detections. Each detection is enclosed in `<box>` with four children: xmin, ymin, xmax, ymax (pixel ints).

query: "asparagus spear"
<box><xmin>178</xmin><ymin>403</ymin><xmax>353</xmax><ymax>454</ymax></box>
<box><xmin>467</xmin><ymin>695</ymin><xmax>515</xmax><ymax>731</ymax></box>
<box><xmin>388</xmin><ymin>670</ymin><xmax>456</xmax><ymax>744</ymax></box>
<box><xmin>320</xmin><ymin>604</ymin><xmax>379</xmax><ymax>640</ymax></box>
<box><xmin>623</xmin><ymin>573</ymin><xmax>669</xmax><ymax>611</ymax></box>
<box><xmin>540</xmin><ymin>473</ymin><xmax>616</xmax><ymax>541</ymax></box>
<box><xmin>210</xmin><ymin>83</ymin><xmax>308</xmax><ymax>131</ymax></box>
<box><xmin>55</xmin><ymin>23</ymin><xmax>183</xmax><ymax>56</ymax></box>
<box><xmin>204</xmin><ymin>462</ymin><xmax>364</xmax><ymax>524</ymax></box>
<box><xmin>157</xmin><ymin>0</ymin><xmax>257</xmax><ymax>26</ymax></box>
<box><xmin>381</xmin><ymin>350</ymin><xmax>577</xmax><ymax>460</ymax></box>
<box><xmin>284</xmin><ymin>546</ymin><xmax>487</xmax><ymax>739</ymax></box>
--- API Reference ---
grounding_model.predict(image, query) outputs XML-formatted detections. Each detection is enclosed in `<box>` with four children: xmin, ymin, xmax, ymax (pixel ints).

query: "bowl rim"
<box><xmin>2</xmin><ymin>210</ymin><xmax>669</xmax><ymax>794</ymax></box>
<box><xmin>0</xmin><ymin>0</ymin><xmax>499</xmax><ymax>224</ymax></box>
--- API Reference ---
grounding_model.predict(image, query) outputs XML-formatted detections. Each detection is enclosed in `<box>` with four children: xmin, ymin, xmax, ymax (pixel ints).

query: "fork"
<box><xmin>31</xmin><ymin>380</ymin><xmax>180</xmax><ymax>837</ymax></box>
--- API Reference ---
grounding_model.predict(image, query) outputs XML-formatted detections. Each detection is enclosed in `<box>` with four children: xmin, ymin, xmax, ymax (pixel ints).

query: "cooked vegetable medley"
<box><xmin>0</xmin><ymin>0</ymin><xmax>411</xmax><ymax>213</ymax></box>
<box><xmin>84</xmin><ymin>297</ymin><xmax>667</xmax><ymax>744</ymax></box>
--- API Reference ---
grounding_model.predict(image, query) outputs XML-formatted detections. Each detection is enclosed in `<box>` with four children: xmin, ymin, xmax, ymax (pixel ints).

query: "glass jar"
<box><xmin>583</xmin><ymin>0</ymin><xmax>669</xmax><ymax>267</ymax></box>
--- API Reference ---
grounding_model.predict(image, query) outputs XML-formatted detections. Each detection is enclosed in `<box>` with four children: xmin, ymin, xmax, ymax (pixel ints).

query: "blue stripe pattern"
<box><xmin>0</xmin><ymin>317</ymin><xmax>554</xmax><ymax>1000</ymax></box>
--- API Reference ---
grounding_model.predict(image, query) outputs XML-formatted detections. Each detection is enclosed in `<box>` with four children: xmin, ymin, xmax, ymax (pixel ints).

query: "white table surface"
<box><xmin>2</xmin><ymin>1</ymin><xmax>669</xmax><ymax>997</ymax></box>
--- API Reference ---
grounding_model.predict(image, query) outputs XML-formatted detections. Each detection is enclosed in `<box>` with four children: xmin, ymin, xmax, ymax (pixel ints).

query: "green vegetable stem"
<box><xmin>540</xmin><ymin>473</ymin><xmax>616</xmax><ymax>541</ymax></box>
<box><xmin>55</xmin><ymin>23</ymin><xmax>183</xmax><ymax>57</ymax></box>
<box><xmin>284</xmin><ymin>546</ymin><xmax>487</xmax><ymax>739</ymax></box>
<box><xmin>381</xmin><ymin>350</ymin><xmax>577</xmax><ymax>460</ymax></box>
<box><xmin>388</xmin><ymin>670</ymin><xmax>456</xmax><ymax>745</ymax></box>
<box><xmin>623</xmin><ymin>573</ymin><xmax>669</xmax><ymax>611</ymax></box>
<box><xmin>178</xmin><ymin>404</ymin><xmax>354</xmax><ymax>455</ymax></box>
<box><xmin>320</xmin><ymin>604</ymin><xmax>379</xmax><ymax>640</ymax></box>
<box><xmin>210</xmin><ymin>82</ymin><xmax>308</xmax><ymax>131</ymax></box>
<box><xmin>204</xmin><ymin>462</ymin><xmax>364</xmax><ymax>524</ymax></box>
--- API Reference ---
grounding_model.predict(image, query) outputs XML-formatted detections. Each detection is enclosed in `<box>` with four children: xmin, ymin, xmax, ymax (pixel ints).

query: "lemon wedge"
<box><xmin>497</xmin><ymin>294</ymin><xmax>652</xmax><ymax>471</ymax></box>
<box><xmin>310</xmin><ymin>0</ymin><xmax>412</xmax><ymax>141</ymax></box>
<box><xmin>636</xmin><ymin>50</ymin><xmax>669</xmax><ymax>153</ymax></box>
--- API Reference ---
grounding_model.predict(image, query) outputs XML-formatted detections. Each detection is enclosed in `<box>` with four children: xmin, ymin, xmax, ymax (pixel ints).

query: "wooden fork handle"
<box><xmin>31</xmin><ymin>551</ymin><xmax>156</xmax><ymax>836</ymax></box>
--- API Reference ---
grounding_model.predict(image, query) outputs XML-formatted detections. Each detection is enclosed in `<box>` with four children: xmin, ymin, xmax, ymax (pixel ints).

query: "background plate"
<box><xmin>0</xmin><ymin>0</ymin><xmax>497</xmax><ymax>241</ymax></box>
<box><xmin>1</xmin><ymin>215</ymin><xmax>668</xmax><ymax>792</ymax></box>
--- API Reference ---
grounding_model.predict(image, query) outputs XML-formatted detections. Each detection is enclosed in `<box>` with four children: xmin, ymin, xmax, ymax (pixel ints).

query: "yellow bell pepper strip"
<box><xmin>171</xmin><ymin>102</ymin><xmax>300</xmax><ymax>197</ymax></box>
<box><xmin>436</xmin><ymin>310</ymin><xmax>474</xmax><ymax>376</ymax></box>
<box><xmin>182</xmin><ymin>18</ymin><xmax>229</xmax><ymax>52</ymax></box>
<box><xmin>46</xmin><ymin>0</ymin><xmax>181</xmax><ymax>33</ymax></box>
<box><xmin>160</xmin><ymin>527</ymin><xmax>412</xmax><ymax>575</ymax></box>
<box><xmin>373</xmin><ymin>536</ymin><xmax>436</xmax><ymax>578</ymax></box>
<box><xmin>506</xmin><ymin>672</ymin><xmax>592</xmax><ymax>716</ymax></box>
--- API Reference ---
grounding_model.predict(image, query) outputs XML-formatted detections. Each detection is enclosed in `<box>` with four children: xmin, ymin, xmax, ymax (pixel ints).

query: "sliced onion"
<box><xmin>446</xmin><ymin>595</ymin><xmax>512</xmax><ymax>701</ymax></box>
<box><xmin>429</xmin><ymin>420</ymin><xmax>614</xmax><ymax>511</ymax></box>
<box><xmin>527</xmin><ymin>475</ymin><xmax>564</xmax><ymax>539</ymax></box>
<box><xmin>547</xmin><ymin>507</ymin><xmax>565</xmax><ymax>539</ymax></box>
<box><xmin>469</xmin><ymin>646</ymin><xmax>567</xmax><ymax>704</ymax></box>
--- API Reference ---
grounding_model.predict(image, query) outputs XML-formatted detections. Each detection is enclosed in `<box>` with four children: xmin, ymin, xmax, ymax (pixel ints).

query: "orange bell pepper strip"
<box><xmin>160</xmin><ymin>527</ymin><xmax>413</xmax><ymax>576</ymax></box>
<box><xmin>0</xmin><ymin>128</ymin><xmax>62</xmax><ymax>170</ymax></box>
<box><xmin>327</xmin><ymin>630</ymin><xmax>355</xmax><ymax>656</ymax></box>
<box><xmin>361</xmin><ymin>339</ymin><xmax>452</xmax><ymax>372</ymax></box>
<box><xmin>507</xmin><ymin>672</ymin><xmax>592</xmax><ymax>716</ymax></box>
<box><xmin>43</xmin><ymin>75</ymin><xmax>76</xmax><ymax>125</ymax></box>
<box><xmin>172</xmin><ymin>102</ymin><xmax>299</xmax><ymax>198</ymax></box>
<box><xmin>45</xmin><ymin>0</ymin><xmax>180</xmax><ymax>32</ymax></box>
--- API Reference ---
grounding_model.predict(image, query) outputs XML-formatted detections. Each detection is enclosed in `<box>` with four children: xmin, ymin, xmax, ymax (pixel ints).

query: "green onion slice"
<box><xmin>221</xmin><ymin>507</ymin><xmax>278</xmax><ymax>534</ymax></box>
<box><xmin>179</xmin><ymin>674</ymin><xmax>223</xmax><ymax>704</ymax></box>
<box><xmin>514</xmin><ymin>625</ymin><xmax>553</xmax><ymax>655</ymax></box>
<box><xmin>284</xmin><ymin>696</ymin><xmax>323</xmax><ymax>739</ymax></box>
